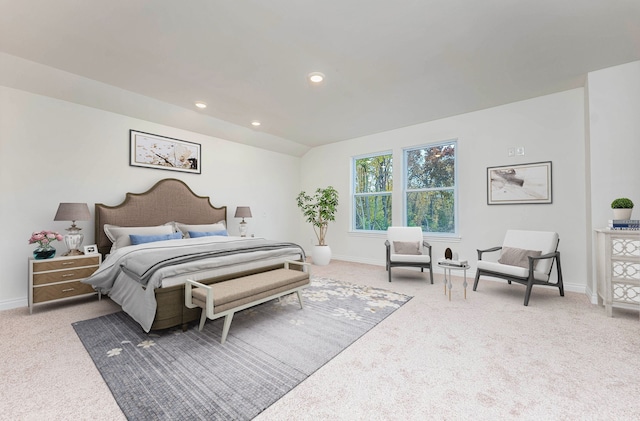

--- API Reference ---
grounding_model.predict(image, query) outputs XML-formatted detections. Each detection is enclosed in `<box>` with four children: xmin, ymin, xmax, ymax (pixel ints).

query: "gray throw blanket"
<box><xmin>120</xmin><ymin>240</ymin><xmax>305</xmax><ymax>286</ymax></box>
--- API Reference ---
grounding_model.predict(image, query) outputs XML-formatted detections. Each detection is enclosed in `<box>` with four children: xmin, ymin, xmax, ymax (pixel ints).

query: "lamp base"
<box><xmin>64</xmin><ymin>226</ymin><xmax>84</xmax><ymax>256</ymax></box>
<box><xmin>239</xmin><ymin>221</ymin><xmax>248</xmax><ymax>237</ymax></box>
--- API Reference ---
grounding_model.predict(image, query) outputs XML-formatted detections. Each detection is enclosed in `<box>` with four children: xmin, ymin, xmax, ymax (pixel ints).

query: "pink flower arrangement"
<box><xmin>29</xmin><ymin>230</ymin><xmax>64</xmax><ymax>249</ymax></box>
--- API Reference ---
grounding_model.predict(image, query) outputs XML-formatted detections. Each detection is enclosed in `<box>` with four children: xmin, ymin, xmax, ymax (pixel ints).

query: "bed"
<box><xmin>86</xmin><ymin>178</ymin><xmax>305</xmax><ymax>332</ymax></box>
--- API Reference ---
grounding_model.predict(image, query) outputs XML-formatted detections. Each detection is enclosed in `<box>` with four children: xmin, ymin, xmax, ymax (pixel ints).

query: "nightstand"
<box><xmin>28</xmin><ymin>254</ymin><xmax>102</xmax><ymax>314</ymax></box>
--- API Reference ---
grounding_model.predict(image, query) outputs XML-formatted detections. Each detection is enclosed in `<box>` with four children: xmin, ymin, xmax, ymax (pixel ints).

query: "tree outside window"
<box><xmin>405</xmin><ymin>141</ymin><xmax>457</xmax><ymax>234</ymax></box>
<box><xmin>353</xmin><ymin>153</ymin><xmax>392</xmax><ymax>231</ymax></box>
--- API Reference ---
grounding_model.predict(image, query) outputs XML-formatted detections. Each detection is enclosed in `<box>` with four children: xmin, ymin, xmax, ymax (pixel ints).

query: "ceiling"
<box><xmin>1</xmin><ymin>1</ymin><xmax>639</xmax><ymax>156</ymax></box>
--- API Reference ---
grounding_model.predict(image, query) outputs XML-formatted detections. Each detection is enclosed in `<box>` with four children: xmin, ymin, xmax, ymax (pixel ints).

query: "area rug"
<box><xmin>73</xmin><ymin>277</ymin><xmax>411</xmax><ymax>421</ymax></box>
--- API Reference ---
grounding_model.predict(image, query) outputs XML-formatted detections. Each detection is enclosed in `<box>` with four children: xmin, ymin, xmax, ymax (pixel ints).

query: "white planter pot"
<box><xmin>613</xmin><ymin>208</ymin><xmax>633</xmax><ymax>220</ymax></box>
<box><xmin>311</xmin><ymin>245</ymin><xmax>332</xmax><ymax>266</ymax></box>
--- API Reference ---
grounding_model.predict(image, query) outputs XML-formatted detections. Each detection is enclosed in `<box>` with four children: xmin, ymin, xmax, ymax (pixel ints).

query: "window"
<box><xmin>353</xmin><ymin>152</ymin><xmax>392</xmax><ymax>231</ymax></box>
<box><xmin>404</xmin><ymin>141</ymin><xmax>457</xmax><ymax>234</ymax></box>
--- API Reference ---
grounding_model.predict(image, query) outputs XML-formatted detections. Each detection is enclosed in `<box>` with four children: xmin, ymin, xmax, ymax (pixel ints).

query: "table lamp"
<box><xmin>234</xmin><ymin>206</ymin><xmax>252</xmax><ymax>237</ymax></box>
<box><xmin>54</xmin><ymin>202</ymin><xmax>91</xmax><ymax>255</ymax></box>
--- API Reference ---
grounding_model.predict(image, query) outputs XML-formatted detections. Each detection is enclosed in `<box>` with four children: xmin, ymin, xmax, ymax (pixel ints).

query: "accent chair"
<box><xmin>473</xmin><ymin>230</ymin><xmax>563</xmax><ymax>306</ymax></box>
<box><xmin>385</xmin><ymin>226</ymin><xmax>433</xmax><ymax>283</ymax></box>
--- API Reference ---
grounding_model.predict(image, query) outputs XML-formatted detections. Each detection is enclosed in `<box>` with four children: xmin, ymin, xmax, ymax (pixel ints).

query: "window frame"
<box><xmin>403</xmin><ymin>140</ymin><xmax>458</xmax><ymax>237</ymax></box>
<box><xmin>351</xmin><ymin>150</ymin><xmax>393</xmax><ymax>233</ymax></box>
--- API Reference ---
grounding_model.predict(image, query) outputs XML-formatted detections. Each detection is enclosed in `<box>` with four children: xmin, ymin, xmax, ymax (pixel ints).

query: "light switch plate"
<box><xmin>508</xmin><ymin>147</ymin><xmax>515</xmax><ymax>157</ymax></box>
<box><xmin>516</xmin><ymin>146</ymin><xmax>525</xmax><ymax>156</ymax></box>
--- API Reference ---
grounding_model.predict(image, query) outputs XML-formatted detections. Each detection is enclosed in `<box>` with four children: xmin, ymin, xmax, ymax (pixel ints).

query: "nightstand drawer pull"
<box><xmin>62</xmin><ymin>273</ymin><xmax>75</xmax><ymax>277</ymax></box>
<box><xmin>62</xmin><ymin>288</ymin><xmax>75</xmax><ymax>292</ymax></box>
<box><xmin>62</xmin><ymin>262</ymin><xmax>76</xmax><ymax>266</ymax></box>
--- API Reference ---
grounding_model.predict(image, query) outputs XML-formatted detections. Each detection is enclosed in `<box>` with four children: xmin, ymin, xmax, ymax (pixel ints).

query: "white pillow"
<box><xmin>104</xmin><ymin>224</ymin><xmax>176</xmax><ymax>253</ymax></box>
<box><xmin>176</xmin><ymin>221</ymin><xmax>226</xmax><ymax>238</ymax></box>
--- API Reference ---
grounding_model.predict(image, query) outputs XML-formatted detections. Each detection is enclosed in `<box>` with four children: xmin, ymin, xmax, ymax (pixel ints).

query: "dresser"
<box><xmin>28</xmin><ymin>254</ymin><xmax>102</xmax><ymax>313</ymax></box>
<box><xmin>594</xmin><ymin>229</ymin><xmax>640</xmax><ymax>317</ymax></box>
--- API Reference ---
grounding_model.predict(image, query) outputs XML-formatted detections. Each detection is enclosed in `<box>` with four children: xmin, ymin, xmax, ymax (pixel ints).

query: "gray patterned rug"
<box><xmin>73</xmin><ymin>277</ymin><xmax>411</xmax><ymax>421</ymax></box>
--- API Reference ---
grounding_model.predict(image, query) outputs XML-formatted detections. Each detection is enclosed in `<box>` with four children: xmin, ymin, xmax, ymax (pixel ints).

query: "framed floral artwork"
<box><xmin>130</xmin><ymin>130</ymin><xmax>201</xmax><ymax>174</ymax></box>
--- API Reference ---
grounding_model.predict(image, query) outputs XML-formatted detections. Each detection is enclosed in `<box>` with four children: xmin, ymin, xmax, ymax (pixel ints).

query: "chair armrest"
<box><xmin>477</xmin><ymin>246</ymin><xmax>502</xmax><ymax>260</ymax></box>
<box><xmin>529</xmin><ymin>251</ymin><xmax>559</xmax><ymax>262</ymax></box>
<box><xmin>422</xmin><ymin>241</ymin><xmax>432</xmax><ymax>256</ymax></box>
<box><xmin>526</xmin><ymin>251</ymin><xmax>560</xmax><ymax>275</ymax></box>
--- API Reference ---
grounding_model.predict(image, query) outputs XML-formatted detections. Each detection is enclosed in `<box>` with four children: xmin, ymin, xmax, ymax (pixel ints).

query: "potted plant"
<box><xmin>296</xmin><ymin>186</ymin><xmax>339</xmax><ymax>265</ymax></box>
<box><xmin>611</xmin><ymin>197</ymin><xmax>634</xmax><ymax>220</ymax></box>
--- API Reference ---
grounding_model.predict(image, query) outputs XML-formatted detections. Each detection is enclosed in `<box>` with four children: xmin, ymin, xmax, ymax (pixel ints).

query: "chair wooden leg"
<box><xmin>428</xmin><ymin>265</ymin><xmax>433</xmax><ymax>284</ymax></box>
<box><xmin>473</xmin><ymin>271</ymin><xmax>481</xmax><ymax>291</ymax></box>
<box><xmin>523</xmin><ymin>278</ymin><xmax>534</xmax><ymax>306</ymax></box>
<box><xmin>388</xmin><ymin>266</ymin><xmax>392</xmax><ymax>282</ymax></box>
<box><xmin>556</xmin><ymin>255</ymin><xmax>564</xmax><ymax>296</ymax></box>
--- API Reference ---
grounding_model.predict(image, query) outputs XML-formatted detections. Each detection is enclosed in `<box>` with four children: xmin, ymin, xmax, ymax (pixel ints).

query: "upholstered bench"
<box><xmin>185</xmin><ymin>260</ymin><xmax>310</xmax><ymax>343</ymax></box>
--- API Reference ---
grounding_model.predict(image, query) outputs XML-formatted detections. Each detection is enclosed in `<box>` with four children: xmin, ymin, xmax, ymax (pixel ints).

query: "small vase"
<box><xmin>613</xmin><ymin>208</ymin><xmax>633</xmax><ymax>220</ymax></box>
<box><xmin>33</xmin><ymin>246</ymin><xmax>56</xmax><ymax>260</ymax></box>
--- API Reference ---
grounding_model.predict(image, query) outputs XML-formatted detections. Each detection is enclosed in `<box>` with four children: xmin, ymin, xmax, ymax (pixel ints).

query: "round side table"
<box><xmin>437</xmin><ymin>262</ymin><xmax>470</xmax><ymax>301</ymax></box>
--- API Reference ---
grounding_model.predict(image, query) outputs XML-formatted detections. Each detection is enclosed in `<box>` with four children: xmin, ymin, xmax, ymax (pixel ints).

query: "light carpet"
<box><xmin>72</xmin><ymin>277</ymin><xmax>411</xmax><ymax>421</ymax></box>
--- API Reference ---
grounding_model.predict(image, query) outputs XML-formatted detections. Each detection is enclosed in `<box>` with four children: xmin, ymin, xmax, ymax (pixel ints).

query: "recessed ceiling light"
<box><xmin>251</xmin><ymin>121</ymin><xmax>261</xmax><ymax>127</ymax></box>
<box><xmin>308</xmin><ymin>72</ymin><xmax>325</xmax><ymax>83</ymax></box>
<box><xmin>195</xmin><ymin>101</ymin><xmax>207</xmax><ymax>109</ymax></box>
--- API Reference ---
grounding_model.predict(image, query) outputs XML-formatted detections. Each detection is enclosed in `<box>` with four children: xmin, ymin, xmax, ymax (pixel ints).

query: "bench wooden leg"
<box><xmin>296</xmin><ymin>290</ymin><xmax>304</xmax><ymax>309</ymax></box>
<box><xmin>198</xmin><ymin>309</ymin><xmax>208</xmax><ymax>331</ymax></box>
<box><xmin>221</xmin><ymin>312</ymin><xmax>235</xmax><ymax>344</ymax></box>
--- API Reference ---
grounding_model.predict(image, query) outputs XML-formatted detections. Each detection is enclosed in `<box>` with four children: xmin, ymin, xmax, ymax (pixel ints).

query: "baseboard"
<box><xmin>584</xmin><ymin>285</ymin><xmax>598</xmax><ymax>305</ymax></box>
<box><xmin>0</xmin><ymin>296</ymin><xmax>27</xmax><ymax>311</ymax></box>
<box><xmin>331</xmin><ymin>253</ymin><xmax>382</xmax><ymax>267</ymax></box>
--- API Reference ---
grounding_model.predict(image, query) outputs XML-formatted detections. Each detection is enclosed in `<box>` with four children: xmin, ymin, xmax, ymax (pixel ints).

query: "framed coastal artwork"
<box><xmin>487</xmin><ymin>161</ymin><xmax>552</xmax><ymax>205</ymax></box>
<box><xmin>129</xmin><ymin>130</ymin><xmax>201</xmax><ymax>174</ymax></box>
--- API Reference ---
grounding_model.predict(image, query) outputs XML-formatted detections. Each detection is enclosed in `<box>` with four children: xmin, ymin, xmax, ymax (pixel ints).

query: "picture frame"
<box><xmin>130</xmin><ymin>130</ymin><xmax>201</xmax><ymax>174</ymax></box>
<box><xmin>83</xmin><ymin>244</ymin><xmax>98</xmax><ymax>255</ymax></box>
<box><xmin>487</xmin><ymin>161</ymin><xmax>552</xmax><ymax>205</ymax></box>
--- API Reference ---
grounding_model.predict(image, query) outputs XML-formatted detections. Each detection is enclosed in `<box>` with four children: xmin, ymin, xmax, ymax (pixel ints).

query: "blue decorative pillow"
<box><xmin>188</xmin><ymin>230</ymin><xmax>228</xmax><ymax>238</ymax></box>
<box><xmin>129</xmin><ymin>231</ymin><xmax>182</xmax><ymax>245</ymax></box>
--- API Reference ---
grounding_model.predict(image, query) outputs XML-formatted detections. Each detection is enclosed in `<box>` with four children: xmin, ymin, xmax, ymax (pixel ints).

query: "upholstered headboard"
<box><xmin>95</xmin><ymin>178</ymin><xmax>227</xmax><ymax>256</ymax></box>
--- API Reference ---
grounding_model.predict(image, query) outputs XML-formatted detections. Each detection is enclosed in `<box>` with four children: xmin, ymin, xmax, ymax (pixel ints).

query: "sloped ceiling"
<box><xmin>1</xmin><ymin>1</ymin><xmax>639</xmax><ymax>156</ymax></box>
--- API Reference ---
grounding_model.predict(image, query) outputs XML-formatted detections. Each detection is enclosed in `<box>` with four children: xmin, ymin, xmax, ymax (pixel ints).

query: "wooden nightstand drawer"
<box><xmin>33</xmin><ymin>281</ymin><xmax>96</xmax><ymax>303</ymax></box>
<box><xmin>28</xmin><ymin>254</ymin><xmax>102</xmax><ymax>313</ymax></box>
<box><xmin>33</xmin><ymin>256</ymin><xmax>100</xmax><ymax>272</ymax></box>
<box><xmin>33</xmin><ymin>267</ymin><xmax>98</xmax><ymax>286</ymax></box>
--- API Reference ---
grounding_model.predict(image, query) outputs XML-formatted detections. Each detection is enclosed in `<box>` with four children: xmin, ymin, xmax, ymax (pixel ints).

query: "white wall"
<box><xmin>0</xmin><ymin>86</ymin><xmax>301</xmax><ymax>309</ymax></box>
<box><xmin>298</xmin><ymin>89</ymin><xmax>588</xmax><ymax>292</ymax></box>
<box><xmin>3</xmin><ymin>58</ymin><xmax>638</xmax><ymax>310</ymax></box>
<box><xmin>586</xmin><ymin>60</ymin><xmax>640</xmax><ymax>299</ymax></box>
